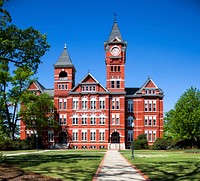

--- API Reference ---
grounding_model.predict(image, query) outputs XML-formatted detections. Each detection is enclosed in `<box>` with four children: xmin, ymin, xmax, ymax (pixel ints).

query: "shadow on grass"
<box><xmin>3</xmin><ymin>153</ymin><xmax>103</xmax><ymax>181</ymax></box>
<box><xmin>134</xmin><ymin>161</ymin><xmax>200</xmax><ymax>181</ymax></box>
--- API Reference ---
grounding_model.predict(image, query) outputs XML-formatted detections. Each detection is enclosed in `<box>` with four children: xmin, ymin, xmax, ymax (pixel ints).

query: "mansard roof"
<box><xmin>54</xmin><ymin>46</ymin><xmax>75</xmax><ymax>69</ymax></box>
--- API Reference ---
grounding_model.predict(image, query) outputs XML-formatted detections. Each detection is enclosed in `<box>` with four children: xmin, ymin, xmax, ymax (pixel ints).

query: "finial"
<box><xmin>64</xmin><ymin>43</ymin><xmax>67</xmax><ymax>49</ymax></box>
<box><xmin>148</xmin><ymin>76</ymin><xmax>151</xmax><ymax>79</ymax></box>
<box><xmin>114</xmin><ymin>13</ymin><xmax>117</xmax><ymax>22</ymax></box>
<box><xmin>88</xmin><ymin>69</ymin><xmax>90</xmax><ymax>73</ymax></box>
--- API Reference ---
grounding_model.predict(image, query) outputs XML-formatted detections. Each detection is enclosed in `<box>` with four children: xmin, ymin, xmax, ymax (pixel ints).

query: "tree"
<box><xmin>0</xmin><ymin>1</ymin><xmax>50</xmax><ymax>139</ymax></box>
<box><xmin>164</xmin><ymin>87</ymin><xmax>200</xmax><ymax>145</ymax></box>
<box><xmin>20</xmin><ymin>93</ymin><xmax>58</xmax><ymax>137</ymax></box>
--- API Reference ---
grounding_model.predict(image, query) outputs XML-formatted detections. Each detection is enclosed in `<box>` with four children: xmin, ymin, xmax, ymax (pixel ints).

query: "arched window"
<box><xmin>127</xmin><ymin>116</ymin><xmax>133</xmax><ymax>126</ymax></box>
<box><xmin>59</xmin><ymin>71</ymin><xmax>68</xmax><ymax>80</ymax></box>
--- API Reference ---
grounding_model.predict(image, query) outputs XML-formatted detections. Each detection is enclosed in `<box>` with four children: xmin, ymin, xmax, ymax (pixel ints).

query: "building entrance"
<box><xmin>111</xmin><ymin>132</ymin><xmax>120</xmax><ymax>143</ymax></box>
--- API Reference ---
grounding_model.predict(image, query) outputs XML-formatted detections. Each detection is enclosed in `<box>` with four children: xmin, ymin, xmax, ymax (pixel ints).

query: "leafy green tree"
<box><xmin>164</xmin><ymin>87</ymin><xmax>200</xmax><ymax>145</ymax></box>
<box><xmin>20</xmin><ymin>93</ymin><xmax>57</xmax><ymax>137</ymax></box>
<box><xmin>0</xmin><ymin>1</ymin><xmax>50</xmax><ymax>139</ymax></box>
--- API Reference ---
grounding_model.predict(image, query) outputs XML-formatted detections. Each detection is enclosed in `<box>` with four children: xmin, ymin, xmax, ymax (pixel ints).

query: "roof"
<box><xmin>125</xmin><ymin>88</ymin><xmax>140</xmax><ymax>95</ymax></box>
<box><xmin>34</xmin><ymin>80</ymin><xmax>46</xmax><ymax>92</ymax></box>
<box><xmin>30</xmin><ymin>81</ymin><xmax>54</xmax><ymax>98</ymax></box>
<box><xmin>43</xmin><ymin>89</ymin><xmax>54</xmax><ymax>97</ymax></box>
<box><xmin>54</xmin><ymin>47</ymin><xmax>74</xmax><ymax>68</ymax></box>
<box><xmin>108</xmin><ymin>21</ymin><xmax>123</xmax><ymax>42</ymax></box>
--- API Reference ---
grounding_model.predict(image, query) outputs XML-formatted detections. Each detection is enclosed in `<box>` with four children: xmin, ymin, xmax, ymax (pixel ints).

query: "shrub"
<box><xmin>152</xmin><ymin>138</ymin><xmax>170</xmax><ymax>150</ymax></box>
<box><xmin>134</xmin><ymin>134</ymin><xmax>148</xmax><ymax>150</ymax></box>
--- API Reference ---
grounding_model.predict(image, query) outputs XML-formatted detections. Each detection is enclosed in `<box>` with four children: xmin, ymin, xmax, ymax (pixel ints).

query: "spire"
<box><xmin>54</xmin><ymin>45</ymin><xmax>74</xmax><ymax>68</ymax></box>
<box><xmin>108</xmin><ymin>20</ymin><xmax>123</xmax><ymax>42</ymax></box>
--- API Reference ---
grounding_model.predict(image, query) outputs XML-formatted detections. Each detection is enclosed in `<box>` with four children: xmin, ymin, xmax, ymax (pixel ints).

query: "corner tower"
<box><xmin>54</xmin><ymin>45</ymin><xmax>76</xmax><ymax>97</ymax></box>
<box><xmin>104</xmin><ymin>21</ymin><xmax>127</xmax><ymax>92</ymax></box>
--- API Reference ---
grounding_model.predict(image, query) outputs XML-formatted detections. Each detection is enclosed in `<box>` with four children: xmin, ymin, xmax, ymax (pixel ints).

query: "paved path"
<box><xmin>93</xmin><ymin>150</ymin><xmax>148</xmax><ymax>181</ymax></box>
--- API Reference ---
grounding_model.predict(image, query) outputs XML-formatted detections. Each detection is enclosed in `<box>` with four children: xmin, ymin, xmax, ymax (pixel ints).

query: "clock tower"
<box><xmin>104</xmin><ymin>20</ymin><xmax>127</xmax><ymax>92</ymax></box>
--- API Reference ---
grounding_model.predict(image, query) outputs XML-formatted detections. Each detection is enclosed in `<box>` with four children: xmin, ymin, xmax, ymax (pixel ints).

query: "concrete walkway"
<box><xmin>93</xmin><ymin>150</ymin><xmax>149</xmax><ymax>181</ymax></box>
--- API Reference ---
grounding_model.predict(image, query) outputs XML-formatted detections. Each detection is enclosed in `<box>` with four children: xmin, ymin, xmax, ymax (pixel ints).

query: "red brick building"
<box><xmin>20</xmin><ymin>21</ymin><xmax>164</xmax><ymax>149</ymax></box>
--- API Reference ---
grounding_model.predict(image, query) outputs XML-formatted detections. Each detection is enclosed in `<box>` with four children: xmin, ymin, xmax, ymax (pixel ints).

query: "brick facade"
<box><xmin>20</xmin><ymin>21</ymin><xmax>164</xmax><ymax>149</ymax></box>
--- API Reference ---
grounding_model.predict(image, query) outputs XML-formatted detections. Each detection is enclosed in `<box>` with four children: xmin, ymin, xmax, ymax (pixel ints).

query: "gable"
<box><xmin>70</xmin><ymin>73</ymin><xmax>108</xmax><ymax>94</ymax></box>
<box><xmin>145</xmin><ymin>80</ymin><xmax>157</xmax><ymax>88</ymax></box>
<box><xmin>82</xmin><ymin>75</ymin><xmax>97</xmax><ymax>83</ymax></box>
<box><xmin>28</xmin><ymin>82</ymin><xmax>39</xmax><ymax>90</ymax></box>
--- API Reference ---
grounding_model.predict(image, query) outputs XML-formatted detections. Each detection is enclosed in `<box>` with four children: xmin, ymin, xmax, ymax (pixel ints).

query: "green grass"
<box><xmin>121</xmin><ymin>150</ymin><xmax>200</xmax><ymax>181</ymax></box>
<box><xmin>3</xmin><ymin>150</ymin><xmax>105</xmax><ymax>180</ymax></box>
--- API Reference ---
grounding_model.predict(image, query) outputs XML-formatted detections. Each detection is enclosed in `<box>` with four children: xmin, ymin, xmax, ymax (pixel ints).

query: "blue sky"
<box><xmin>4</xmin><ymin>0</ymin><xmax>200</xmax><ymax>112</ymax></box>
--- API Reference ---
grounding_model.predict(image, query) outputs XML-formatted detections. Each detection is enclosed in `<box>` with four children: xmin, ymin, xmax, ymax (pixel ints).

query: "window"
<box><xmin>118</xmin><ymin>66</ymin><xmax>120</xmax><ymax>71</ymax></box>
<box><xmin>48</xmin><ymin>130</ymin><xmax>54</xmax><ymax>142</ymax></box>
<box><xmin>63</xmin><ymin>115</ymin><xmax>66</xmax><ymax>125</ymax></box>
<box><xmin>111</xmin><ymin>66</ymin><xmax>113</xmax><ymax>71</ymax></box>
<box><xmin>127</xmin><ymin>131</ymin><xmax>133</xmax><ymax>142</ymax></box>
<box><xmin>153</xmin><ymin>116</ymin><xmax>156</xmax><ymax>126</ymax></box>
<box><xmin>116</xmin><ymin>98</ymin><xmax>120</xmax><ymax>109</ymax></box>
<box><xmin>112</xmin><ymin>98</ymin><xmax>115</xmax><ymax>109</ymax></box>
<box><xmin>116</xmin><ymin>81</ymin><xmax>120</xmax><ymax>88</ymax></box>
<box><xmin>145</xmin><ymin>116</ymin><xmax>148</xmax><ymax>126</ymax></box>
<box><xmin>90</xmin><ymin>97</ymin><xmax>96</xmax><ymax>109</ymax></box>
<box><xmin>127</xmin><ymin>116</ymin><xmax>133</xmax><ymax>126</ymax></box>
<box><xmin>99</xmin><ymin>116</ymin><xmax>105</xmax><ymax>125</ymax></box>
<box><xmin>149</xmin><ymin>117</ymin><xmax>152</xmax><ymax>126</ymax></box>
<box><xmin>73</xmin><ymin>130</ymin><xmax>78</xmax><ymax>141</ymax></box>
<box><xmin>59</xmin><ymin>99</ymin><xmax>62</xmax><ymax>110</ymax></box>
<box><xmin>149</xmin><ymin>102</ymin><xmax>152</xmax><ymax>112</ymax></box>
<box><xmin>59</xmin><ymin>115</ymin><xmax>62</xmax><ymax>125</ymax></box>
<box><xmin>59</xmin><ymin>71</ymin><xmax>68</xmax><ymax>80</ymax></box>
<box><xmin>128</xmin><ymin>100</ymin><xmax>133</xmax><ymax>112</ymax></box>
<box><xmin>82</xmin><ymin>86</ymin><xmax>85</xmax><ymax>91</ymax></box>
<box><xmin>82</xmin><ymin>116</ymin><xmax>87</xmax><ymax>125</ymax></box>
<box><xmin>111</xmin><ymin>81</ymin><xmax>115</xmax><ymax>88</ymax></box>
<box><xmin>153</xmin><ymin>101</ymin><xmax>156</xmax><ymax>111</ymax></box>
<box><xmin>99</xmin><ymin>98</ymin><xmax>105</xmax><ymax>109</ymax></box>
<box><xmin>82</xmin><ymin>98</ymin><xmax>87</xmax><ymax>109</ymax></box>
<box><xmin>82</xmin><ymin>130</ymin><xmax>87</xmax><ymax>141</ymax></box>
<box><xmin>145</xmin><ymin>102</ymin><xmax>148</xmax><ymax>112</ymax></box>
<box><xmin>90</xmin><ymin>130</ymin><xmax>96</xmax><ymax>141</ymax></box>
<box><xmin>145</xmin><ymin>131</ymin><xmax>156</xmax><ymax>142</ymax></box>
<box><xmin>63</xmin><ymin>99</ymin><xmax>66</xmax><ymax>109</ymax></box>
<box><xmin>116</xmin><ymin>115</ymin><xmax>120</xmax><ymax>125</ymax></box>
<box><xmin>99</xmin><ymin>131</ymin><xmax>105</xmax><ymax>141</ymax></box>
<box><xmin>153</xmin><ymin>131</ymin><xmax>156</xmax><ymax>141</ymax></box>
<box><xmin>73</xmin><ymin>98</ymin><xmax>78</xmax><ymax>110</ymax></box>
<box><xmin>90</xmin><ymin>116</ymin><xmax>96</xmax><ymax>125</ymax></box>
<box><xmin>112</xmin><ymin>115</ymin><xmax>115</xmax><ymax>125</ymax></box>
<box><xmin>72</xmin><ymin>116</ymin><xmax>78</xmax><ymax>125</ymax></box>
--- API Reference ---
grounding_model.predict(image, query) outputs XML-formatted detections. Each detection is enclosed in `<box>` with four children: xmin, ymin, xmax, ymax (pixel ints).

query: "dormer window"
<box><xmin>81</xmin><ymin>85</ymin><xmax>96</xmax><ymax>92</ymax></box>
<box><xmin>59</xmin><ymin>71</ymin><xmax>68</xmax><ymax>80</ymax></box>
<box><xmin>145</xmin><ymin>89</ymin><xmax>156</xmax><ymax>95</ymax></box>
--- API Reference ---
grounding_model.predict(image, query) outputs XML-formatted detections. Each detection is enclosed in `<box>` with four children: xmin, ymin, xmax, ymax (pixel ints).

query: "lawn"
<box><xmin>2</xmin><ymin>150</ymin><xmax>106</xmax><ymax>180</ymax></box>
<box><xmin>121</xmin><ymin>150</ymin><xmax>200</xmax><ymax>181</ymax></box>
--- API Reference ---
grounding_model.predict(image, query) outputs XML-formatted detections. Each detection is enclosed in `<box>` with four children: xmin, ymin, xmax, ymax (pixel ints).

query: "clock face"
<box><xmin>110</xmin><ymin>46</ymin><xmax>121</xmax><ymax>56</ymax></box>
